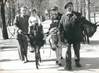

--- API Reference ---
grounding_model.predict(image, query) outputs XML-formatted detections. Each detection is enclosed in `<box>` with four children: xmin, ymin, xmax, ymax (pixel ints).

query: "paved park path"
<box><xmin>0</xmin><ymin>26</ymin><xmax>99</xmax><ymax>73</ymax></box>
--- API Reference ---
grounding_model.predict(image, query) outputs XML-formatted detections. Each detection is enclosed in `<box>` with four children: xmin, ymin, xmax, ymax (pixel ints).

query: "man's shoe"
<box><xmin>75</xmin><ymin>62</ymin><xmax>82</xmax><ymax>67</ymax></box>
<box><xmin>30</xmin><ymin>50</ymin><xmax>34</xmax><ymax>53</ymax></box>
<box><xmin>23</xmin><ymin>59</ymin><xmax>29</xmax><ymax>63</ymax></box>
<box><xmin>64</xmin><ymin>65</ymin><xmax>72</xmax><ymax>70</ymax></box>
<box><xmin>30</xmin><ymin>48</ymin><xmax>34</xmax><ymax>53</ymax></box>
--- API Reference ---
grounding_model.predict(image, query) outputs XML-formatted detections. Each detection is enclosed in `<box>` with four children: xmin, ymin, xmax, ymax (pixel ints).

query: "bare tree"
<box><xmin>86</xmin><ymin>0</ymin><xmax>91</xmax><ymax>21</ymax></box>
<box><xmin>0</xmin><ymin>0</ymin><xmax>8</xmax><ymax>39</ymax></box>
<box><xmin>74</xmin><ymin>0</ymin><xmax>79</xmax><ymax>12</ymax></box>
<box><xmin>30</xmin><ymin>0</ymin><xmax>43</xmax><ymax>15</ymax></box>
<box><xmin>79</xmin><ymin>0</ymin><xmax>86</xmax><ymax>16</ymax></box>
<box><xmin>6</xmin><ymin>0</ymin><xmax>15</xmax><ymax>26</ymax></box>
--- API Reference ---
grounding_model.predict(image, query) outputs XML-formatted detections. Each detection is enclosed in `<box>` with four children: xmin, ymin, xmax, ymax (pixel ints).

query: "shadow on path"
<box><xmin>89</xmin><ymin>40</ymin><xmax>99</xmax><ymax>45</ymax></box>
<box><xmin>58</xmin><ymin>57</ymin><xmax>99</xmax><ymax>71</ymax></box>
<box><xmin>0</xmin><ymin>59</ymin><xmax>18</xmax><ymax>62</ymax></box>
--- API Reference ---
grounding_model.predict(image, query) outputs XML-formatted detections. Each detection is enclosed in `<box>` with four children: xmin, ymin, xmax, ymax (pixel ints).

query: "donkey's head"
<box><xmin>30</xmin><ymin>23</ymin><xmax>39</xmax><ymax>36</ymax></box>
<box><xmin>81</xmin><ymin>17</ymin><xmax>99</xmax><ymax>37</ymax></box>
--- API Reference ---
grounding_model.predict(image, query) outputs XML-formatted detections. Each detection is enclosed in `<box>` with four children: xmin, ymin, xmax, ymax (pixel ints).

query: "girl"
<box><xmin>28</xmin><ymin>8</ymin><xmax>41</xmax><ymax>34</ymax></box>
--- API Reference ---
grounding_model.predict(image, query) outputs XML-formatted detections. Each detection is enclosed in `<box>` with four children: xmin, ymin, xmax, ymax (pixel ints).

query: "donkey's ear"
<box><xmin>96</xmin><ymin>23</ymin><xmax>99</xmax><ymax>27</ymax></box>
<box><xmin>95</xmin><ymin>22</ymin><xmax>99</xmax><ymax>26</ymax></box>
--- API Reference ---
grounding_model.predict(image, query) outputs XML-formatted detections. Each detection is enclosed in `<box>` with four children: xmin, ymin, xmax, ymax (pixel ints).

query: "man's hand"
<box><xmin>18</xmin><ymin>29</ymin><xmax>22</xmax><ymax>34</ymax></box>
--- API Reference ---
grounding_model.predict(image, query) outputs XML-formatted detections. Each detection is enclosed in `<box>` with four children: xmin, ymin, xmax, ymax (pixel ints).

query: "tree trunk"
<box><xmin>74</xmin><ymin>0</ymin><xmax>79</xmax><ymax>12</ymax></box>
<box><xmin>83</xmin><ymin>0</ymin><xmax>86</xmax><ymax>17</ymax></box>
<box><xmin>79</xmin><ymin>0</ymin><xmax>86</xmax><ymax>17</ymax></box>
<box><xmin>93</xmin><ymin>5</ymin><xmax>96</xmax><ymax>23</ymax></box>
<box><xmin>1</xmin><ymin>1</ymin><xmax>9</xmax><ymax>39</ymax></box>
<box><xmin>86</xmin><ymin>0</ymin><xmax>91</xmax><ymax>21</ymax></box>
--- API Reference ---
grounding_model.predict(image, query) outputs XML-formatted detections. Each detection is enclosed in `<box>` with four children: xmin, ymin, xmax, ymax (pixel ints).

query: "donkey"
<box><xmin>28</xmin><ymin>23</ymin><xmax>45</xmax><ymax>69</ymax></box>
<box><xmin>81</xmin><ymin>17</ymin><xmax>99</xmax><ymax>44</ymax></box>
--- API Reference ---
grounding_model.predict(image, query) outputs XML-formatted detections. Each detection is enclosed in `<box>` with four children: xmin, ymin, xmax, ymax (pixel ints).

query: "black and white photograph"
<box><xmin>0</xmin><ymin>0</ymin><xmax>99</xmax><ymax>73</ymax></box>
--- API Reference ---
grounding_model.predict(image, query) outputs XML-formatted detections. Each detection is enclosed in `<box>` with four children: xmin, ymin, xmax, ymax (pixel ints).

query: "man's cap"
<box><xmin>51</xmin><ymin>6</ymin><xmax>58</xmax><ymax>11</ymax></box>
<box><xmin>64</xmin><ymin>2</ymin><xmax>73</xmax><ymax>9</ymax></box>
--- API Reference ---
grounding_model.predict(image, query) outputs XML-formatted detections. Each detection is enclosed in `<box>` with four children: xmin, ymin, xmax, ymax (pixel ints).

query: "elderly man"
<box><xmin>59</xmin><ymin>2</ymin><xmax>83</xmax><ymax>70</ymax></box>
<box><xmin>14</xmin><ymin>6</ymin><xmax>29</xmax><ymax>63</ymax></box>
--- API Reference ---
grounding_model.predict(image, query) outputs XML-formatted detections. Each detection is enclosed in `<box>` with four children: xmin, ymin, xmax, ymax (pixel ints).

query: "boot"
<box><xmin>64</xmin><ymin>61</ymin><xmax>72</xmax><ymax>70</ymax></box>
<box><xmin>75</xmin><ymin>60</ymin><xmax>82</xmax><ymax>67</ymax></box>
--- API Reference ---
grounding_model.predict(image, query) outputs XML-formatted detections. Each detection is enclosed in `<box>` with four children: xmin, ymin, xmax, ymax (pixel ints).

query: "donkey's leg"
<box><xmin>64</xmin><ymin>43</ymin><xmax>72</xmax><ymax>70</ymax></box>
<box><xmin>34</xmin><ymin>46</ymin><xmax>39</xmax><ymax>69</ymax></box>
<box><xmin>86</xmin><ymin>36</ymin><xmax>90</xmax><ymax>44</ymax></box>
<box><xmin>38</xmin><ymin>46</ymin><xmax>41</xmax><ymax>62</ymax></box>
<box><xmin>36</xmin><ymin>46</ymin><xmax>41</xmax><ymax>65</ymax></box>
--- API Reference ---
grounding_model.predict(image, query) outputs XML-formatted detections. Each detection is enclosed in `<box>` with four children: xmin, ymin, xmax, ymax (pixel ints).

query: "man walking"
<box><xmin>14</xmin><ymin>6</ymin><xmax>29</xmax><ymax>63</ymax></box>
<box><xmin>59</xmin><ymin>2</ymin><xmax>82</xmax><ymax>69</ymax></box>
